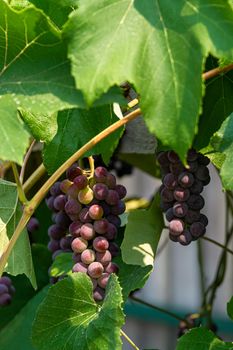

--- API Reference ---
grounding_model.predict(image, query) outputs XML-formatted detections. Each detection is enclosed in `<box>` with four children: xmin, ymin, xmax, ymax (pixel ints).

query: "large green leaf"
<box><xmin>0</xmin><ymin>0</ymin><xmax>84</xmax><ymax>115</ymax></box>
<box><xmin>121</xmin><ymin>195</ymin><xmax>164</xmax><ymax>266</ymax></box>
<box><xmin>5</xmin><ymin>202</ymin><xmax>37</xmax><ymax>289</ymax></box>
<box><xmin>0</xmin><ymin>179</ymin><xmax>18</xmax><ymax>255</ymax></box>
<box><xmin>49</xmin><ymin>252</ymin><xmax>73</xmax><ymax>277</ymax></box>
<box><xmin>211</xmin><ymin>113</ymin><xmax>233</xmax><ymax>190</ymax></box>
<box><xmin>29</xmin><ymin>0</ymin><xmax>79</xmax><ymax>28</ymax></box>
<box><xmin>176</xmin><ymin>328</ymin><xmax>233</xmax><ymax>350</ymax></box>
<box><xmin>32</xmin><ymin>274</ymin><xmax>124</xmax><ymax>350</ymax></box>
<box><xmin>0</xmin><ymin>286</ymin><xmax>48</xmax><ymax>350</ymax></box>
<box><xmin>43</xmin><ymin>106</ymin><xmax>124</xmax><ymax>174</ymax></box>
<box><xmin>64</xmin><ymin>0</ymin><xmax>233</xmax><ymax>160</ymax></box>
<box><xmin>0</xmin><ymin>97</ymin><xmax>30</xmax><ymax>164</ymax></box>
<box><xmin>195</xmin><ymin>70</ymin><xmax>233</xmax><ymax>150</ymax></box>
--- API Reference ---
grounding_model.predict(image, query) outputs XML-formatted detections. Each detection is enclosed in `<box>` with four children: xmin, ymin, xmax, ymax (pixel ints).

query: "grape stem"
<box><xmin>0</xmin><ymin>108</ymin><xmax>141</xmax><ymax>276</ymax></box>
<box><xmin>20</xmin><ymin>139</ymin><xmax>36</xmax><ymax>183</ymax></box>
<box><xmin>201</xmin><ymin>236</ymin><xmax>233</xmax><ymax>256</ymax></box>
<box><xmin>202</xmin><ymin>63</ymin><xmax>233</xmax><ymax>80</ymax></box>
<box><xmin>11</xmin><ymin>162</ymin><xmax>28</xmax><ymax>204</ymax></box>
<box><xmin>22</xmin><ymin>163</ymin><xmax>46</xmax><ymax>194</ymax></box>
<box><xmin>88</xmin><ymin>156</ymin><xmax>95</xmax><ymax>178</ymax></box>
<box><xmin>120</xmin><ymin>329</ymin><xmax>140</xmax><ymax>350</ymax></box>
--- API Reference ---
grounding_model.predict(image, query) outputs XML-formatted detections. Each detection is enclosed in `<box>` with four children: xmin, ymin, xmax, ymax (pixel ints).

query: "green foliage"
<box><xmin>0</xmin><ymin>287</ymin><xmax>48</xmax><ymax>350</ymax></box>
<box><xmin>227</xmin><ymin>296</ymin><xmax>233</xmax><ymax>321</ymax></box>
<box><xmin>176</xmin><ymin>328</ymin><xmax>233</xmax><ymax>350</ymax></box>
<box><xmin>64</xmin><ymin>0</ymin><xmax>233</xmax><ymax>160</ymax></box>
<box><xmin>49</xmin><ymin>252</ymin><xmax>73</xmax><ymax>277</ymax></box>
<box><xmin>32</xmin><ymin>274</ymin><xmax>124</xmax><ymax>350</ymax></box>
<box><xmin>121</xmin><ymin>195</ymin><xmax>164</xmax><ymax>266</ymax></box>
<box><xmin>211</xmin><ymin>113</ymin><xmax>233</xmax><ymax>190</ymax></box>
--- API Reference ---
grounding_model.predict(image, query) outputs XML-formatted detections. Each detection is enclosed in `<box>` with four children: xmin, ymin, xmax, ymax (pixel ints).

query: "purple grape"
<box><xmin>173</xmin><ymin>188</ymin><xmax>190</xmax><ymax>202</ymax></box>
<box><xmin>178</xmin><ymin>229</ymin><xmax>192</xmax><ymax>246</ymax></box>
<box><xmin>108</xmin><ymin>242</ymin><xmax>120</xmax><ymax>257</ymax></box>
<box><xmin>106</xmin><ymin>173</ymin><xmax>116</xmax><ymax>189</ymax></box>
<box><xmin>93</xmin><ymin>183</ymin><xmax>109</xmax><ymax>200</ymax></box>
<box><xmin>197</xmin><ymin>154</ymin><xmax>210</xmax><ymax>166</ymax></box>
<box><xmin>65</xmin><ymin>199</ymin><xmax>82</xmax><ymax>216</ymax></box>
<box><xmin>93</xmin><ymin>286</ymin><xmax>105</xmax><ymax>301</ymax></box>
<box><xmin>48</xmin><ymin>239</ymin><xmax>60</xmax><ymax>253</ymax></box>
<box><xmin>105</xmin><ymin>190</ymin><xmax>119</xmax><ymax>206</ymax></box>
<box><xmin>115</xmin><ymin>184</ymin><xmax>127</xmax><ymax>199</ymax></box>
<box><xmin>160</xmin><ymin>201</ymin><xmax>173</xmax><ymax>212</ymax></box>
<box><xmin>55</xmin><ymin>211</ymin><xmax>71</xmax><ymax>228</ymax></box>
<box><xmin>67</xmin><ymin>184</ymin><xmax>79</xmax><ymax>198</ymax></box>
<box><xmin>87</xmin><ymin>262</ymin><xmax>104</xmax><ymax>278</ymax></box>
<box><xmin>46</xmin><ymin>196</ymin><xmax>55</xmax><ymax>211</ymax></box>
<box><xmin>78</xmin><ymin>187</ymin><xmax>94</xmax><ymax>205</ymax></box>
<box><xmin>48</xmin><ymin>224</ymin><xmax>65</xmax><ymax>240</ymax></box>
<box><xmin>187</xmin><ymin>149</ymin><xmax>198</xmax><ymax>161</ymax></box>
<box><xmin>91</xmin><ymin>278</ymin><xmax>98</xmax><ymax>289</ymax></box>
<box><xmin>71</xmin><ymin>237</ymin><xmax>88</xmax><ymax>253</ymax></box>
<box><xmin>190</xmin><ymin>222</ymin><xmax>206</xmax><ymax>237</ymax></box>
<box><xmin>50</xmin><ymin>277</ymin><xmax>59</xmax><ymax>284</ymax></box>
<box><xmin>190</xmin><ymin>180</ymin><xmax>203</xmax><ymax>194</ymax></box>
<box><xmin>60</xmin><ymin>236</ymin><xmax>73</xmax><ymax>250</ymax></box>
<box><xmin>111</xmin><ymin>201</ymin><xmax>126</xmax><ymax>215</ymax></box>
<box><xmin>157</xmin><ymin>152</ymin><xmax>169</xmax><ymax>166</ymax></box>
<box><xmin>72</xmin><ymin>262</ymin><xmax>88</xmax><ymax>273</ymax></box>
<box><xmin>0</xmin><ymin>293</ymin><xmax>11</xmax><ymax>306</ymax></box>
<box><xmin>199</xmin><ymin>214</ymin><xmax>208</xmax><ymax>227</ymax></box>
<box><xmin>169</xmin><ymin>233</ymin><xmax>178</xmax><ymax>242</ymax></box>
<box><xmin>0</xmin><ymin>277</ymin><xmax>12</xmax><ymax>287</ymax></box>
<box><xmin>165</xmin><ymin>208</ymin><xmax>174</xmax><ymax>222</ymax></box>
<box><xmin>60</xmin><ymin>179</ymin><xmax>72</xmax><ymax>194</ymax></box>
<box><xmin>88</xmin><ymin>204</ymin><xmax>104</xmax><ymax>220</ymax></box>
<box><xmin>72</xmin><ymin>253</ymin><xmax>81</xmax><ymax>263</ymax></box>
<box><xmin>66</xmin><ymin>163</ymin><xmax>83</xmax><ymax>181</ymax></box>
<box><xmin>167</xmin><ymin>151</ymin><xmax>180</xmax><ymax>163</ymax></box>
<box><xmin>81</xmin><ymin>249</ymin><xmax>96</xmax><ymax>265</ymax></box>
<box><xmin>69</xmin><ymin>221</ymin><xmax>82</xmax><ymax>237</ymax></box>
<box><xmin>178</xmin><ymin>172</ymin><xmax>194</xmax><ymax>188</ymax></box>
<box><xmin>80</xmin><ymin>223</ymin><xmax>95</xmax><ymax>240</ymax></box>
<box><xmin>187</xmin><ymin>195</ymin><xmax>205</xmax><ymax>210</ymax></box>
<box><xmin>100</xmin><ymin>201</ymin><xmax>111</xmax><ymax>216</ymax></box>
<box><xmin>105</xmin><ymin>262</ymin><xmax>119</xmax><ymax>274</ymax></box>
<box><xmin>173</xmin><ymin>202</ymin><xmax>188</xmax><ymax>218</ymax></box>
<box><xmin>93</xmin><ymin>219</ymin><xmax>109</xmax><ymax>234</ymax></box>
<box><xmin>169</xmin><ymin>219</ymin><xmax>184</xmax><ymax>236</ymax></box>
<box><xmin>0</xmin><ymin>284</ymin><xmax>9</xmax><ymax>295</ymax></box>
<box><xmin>53</xmin><ymin>195</ymin><xmax>67</xmax><ymax>211</ymax></box>
<box><xmin>160</xmin><ymin>188</ymin><xmax>174</xmax><ymax>202</ymax></box>
<box><xmin>203</xmin><ymin>176</ymin><xmax>211</xmax><ymax>186</ymax></box>
<box><xmin>195</xmin><ymin>166</ymin><xmax>210</xmax><ymax>181</ymax></box>
<box><xmin>93</xmin><ymin>236</ymin><xmax>109</xmax><ymax>252</ymax></box>
<box><xmin>73</xmin><ymin>175</ymin><xmax>88</xmax><ymax>190</ymax></box>
<box><xmin>163</xmin><ymin>173</ymin><xmax>177</xmax><ymax>190</ymax></box>
<box><xmin>27</xmin><ymin>217</ymin><xmax>39</xmax><ymax>233</ymax></box>
<box><xmin>106</xmin><ymin>215</ymin><xmax>121</xmax><ymax>228</ymax></box>
<box><xmin>96</xmin><ymin>250</ymin><xmax>112</xmax><ymax>266</ymax></box>
<box><xmin>105</xmin><ymin>223</ymin><xmax>117</xmax><ymax>240</ymax></box>
<box><xmin>187</xmin><ymin>161</ymin><xmax>198</xmax><ymax>173</ymax></box>
<box><xmin>79</xmin><ymin>208</ymin><xmax>92</xmax><ymax>223</ymax></box>
<box><xmin>169</xmin><ymin>162</ymin><xmax>184</xmax><ymax>176</ymax></box>
<box><xmin>94</xmin><ymin>166</ymin><xmax>108</xmax><ymax>183</ymax></box>
<box><xmin>185</xmin><ymin>210</ymin><xmax>200</xmax><ymax>224</ymax></box>
<box><xmin>50</xmin><ymin>182</ymin><xmax>61</xmax><ymax>196</ymax></box>
<box><xmin>97</xmin><ymin>273</ymin><xmax>110</xmax><ymax>289</ymax></box>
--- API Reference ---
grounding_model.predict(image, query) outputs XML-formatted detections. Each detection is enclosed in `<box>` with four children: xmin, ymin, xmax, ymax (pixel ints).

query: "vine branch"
<box><xmin>202</xmin><ymin>63</ymin><xmax>233</xmax><ymax>80</ymax></box>
<box><xmin>120</xmin><ymin>330</ymin><xmax>140</xmax><ymax>350</ymax></box>
<box><xmin>23</xmin><ymin>163</ymin><xmax>46</xmax><ymax>194</ymax></box>
<box><xmin>20</xmin><ymin>139</ymin><xmax>36</xmax><ymax>183</ymax></box>
<box><xmin>201</xmin><ymin>236</ymin><xmax>233</xmax><ymax>256</ymax></box>
<box><xmin>11</xmin><ymin>162</ymin><xmax>28</xmax><ymax>204</ymax></box>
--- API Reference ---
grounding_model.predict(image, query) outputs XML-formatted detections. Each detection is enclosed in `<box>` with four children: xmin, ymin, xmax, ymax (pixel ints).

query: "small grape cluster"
<box><xmin>157</xmin><ymin>149</ymin><xmax>210</xmax><ymax>245</ymax></box>
<box><xmin>0</xmin><ymin>276</ymin><xmax>15</xmax><ymax>306</ymax></box>
<box><xmin>26</xmin><ymin>216</ymin><xmax>39</xmax><ymax>234</ymax></box>
<box><xmin>46</xmin><ymin>163</ymin><xmax>126</xmax><ymax>301</ymax></box>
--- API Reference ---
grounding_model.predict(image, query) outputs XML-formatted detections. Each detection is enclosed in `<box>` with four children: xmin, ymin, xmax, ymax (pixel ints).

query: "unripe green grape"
<box><xmin>78</xmin><ymin>186</ymin><xmax>94</xmax><ymax>205</ymax></box>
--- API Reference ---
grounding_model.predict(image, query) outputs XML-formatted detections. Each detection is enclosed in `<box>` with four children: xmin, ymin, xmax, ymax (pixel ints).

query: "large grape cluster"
<box><xmin>157</xmin><ymin>149</ymin><xmax>210</xmax><ymax>245</ymax></box>
<box><xmin>0</xmin><ymin>276</ymin><xmax>15</xmax><ymax>306</ymax></box>
<box><xmin>46</xmin><ymin>163</ymin><xmax>126</xmax><ymax>301</ymax></box>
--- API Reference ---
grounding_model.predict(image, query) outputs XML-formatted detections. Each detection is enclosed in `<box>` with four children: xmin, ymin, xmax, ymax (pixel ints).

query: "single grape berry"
<box><xmin>88</xmin><ymin>204</ymin><xmax>104</xmax><ymax>220</ymax></box>
<box><xmin>72</xmin><ymin>262</ymin><xmax>88</xmax><ymax>273</ymax></box>
<box><xmin>27</xmin><ymin>217</ymin><xmax>39</xmax><ymax>233</ymax></box>
<box><xmin>93</xmin><ymin>236</ymin><xmax>109</xmax><ymax>252</ymax></box>
<box><xmin>81</xmin><ymin>249</ymin><xmax>96</xmax><ymax>265</ymax></box>
<box><xmin>169</xmin><ymin>219</ymin><xmax>184</xmax><ymax>236</ymax></box>
<box><xmin>80</xmin><ymin>223</ymin><xmax>95</xmax><ymax>240</ymax></box>
<box><xmin>73</xmin><ymin>175</ymin><xmax>88</xmax><ymax>190</ymax></box>
<box><xmin>95</xmin><ymin>250</ymin><xmax>112</xmax><ymax>266</ymax></box>
<box><xmin>93</xmin><ymin>219</ymin><xmax>109</xmax><ymax>234</ymax></box>
<box><xmin>97</xmin><ymin>273</ymin><xmax>110</xmax><ymax>289</ymax></box>
<box><xmin>173</xmin><ymin>188</ymin><xmax>190</xmax><ymax>202</ymax></box>
<box><xmin>190</xmin><ymin>222</ymin><xmax>205</xmax><ymax>237</ymax></box>
<box><xmin>87</xmin><ymin>262</ymin><xmax>104</xmax><ymax>279</ymax></box>
<box><xmin>160</xmin><ymin>188</ymin><xmax>174</xmax><ymax>202</ymax></box>
<box><xmin>163</xmin><ymin>173</ymin><xmax>177</xmax><ymax>190</ymax></box>
<box><xmin>93</xmin><ymin>183</ymin><xmax>109</xmax><ymax>200</ymax></box>
<box><xmin>66</xmin><ymin>163</ymin><xmax>83</xmax><ymax>181</ymax></box>
<box><xmin>78</xmin><ymin>187</ymin><xmax>94</xmax><ymax>205</ymax></box>
<box><xmin>54</xmin><ymin>195</ymin><xmax>67</xmax><ymax>211</ymax></box>
<box><xmin>178</xmin><ymin>172</ymin><xmax>194</xmax><ymax>188</ymax></box>
<box><xmin>173</xmin><ymin>202</ymin><xmax>188</xmax><ymax>218</ymax></box>
<box><xmin>71</xmin><ymin>237</ymin><xmax>88</xmax><ymax>253</ymax></box>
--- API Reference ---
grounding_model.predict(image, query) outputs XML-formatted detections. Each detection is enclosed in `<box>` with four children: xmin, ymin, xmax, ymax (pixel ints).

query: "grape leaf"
<box><xmin>0</xmin><ymin>0</ymin><xmax>84</xmax><ymax>116</ymax></box>
<box><xmin>0</xmin><ymin>179</ymin><xmax>18</xmax><ymax>256</ymax></box>
<box><xmin>121</xmin><ymin>195</ymin><xmax>164</xmax><ymax>266</ymax></box>
<box><xmin>195</xmin><ymin>70</ymin><xmax>233</xmax><ymax>150</ymax></box>
<box><xmin>0</xmin><ymin>286</ymin><xmax>48</xmax><ymax>350</ymax></box>
<box><xmin>211</xmin><ymin>113</ymin><xmax>233</xmax><ymax>190</ymax></box>
<box><xmin>227</xmin><ymin>296</ymin><xmax>233</xmax><ymax>321</ymax></box>
<box><xmin>32</xmin><ymin>274</ymin><xmax>124</xmax><ymax>350</ymax></box>
<box><xmin>176</xmin><ymin>328</ymin><xmax>233</xmax><ymax>350</ymax></box>
<box><xmin>29</xmin><ymin>0</ymin><xmax>79</xmax><ymax>28</ymax></box>
<box><xmin>49</xmin><ymin>252</ymin><xmax>73</xmax><ymax>277</ymax></box>
<box><xmin>64</xmin><ymin>0</ymin><xmax>233</xmax><ymax>160</ymax></box>
<box><xmin>115</xmin><ymin>256</ymin><xmax>153</xmax><ymax>301</ymax></box>
<box><xmin>43</xmin><ymin>105</ymin><xmax>124</xmax><ymax>174</ymax></box>
<box><xmin>0</xmin><ymin>96</ymin><xmax>30</xmax><ymax>164</ymax></box>
<box><xmin>5</xmin><ymin>202</ymin><xmax>37</xmax><ymax>289</ymax></box>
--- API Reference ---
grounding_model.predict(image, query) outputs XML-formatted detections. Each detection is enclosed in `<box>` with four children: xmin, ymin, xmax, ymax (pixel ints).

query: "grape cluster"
<box><xmin>157</xmin><ymin>150</ymin><xmax>210</xmax><ymax>245</ymax></box>
<box><xmin>0</xmin><ymin>276</ymin><xmax>15</xmax><ymax>306</ymax></box>
<box><xmin>177</xmin><ymin>314</ymin><xmax>199</xmax><ymax>337</ymax></box>
<box><xmin>46</xmin><ymin>163</ymin><xmax>126</xmax><ymax>301</ymax></box>
<box><xmin>93</xmin><ymin>155</ymin><xmax>133</xmax><ymax>178</ymax></box>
